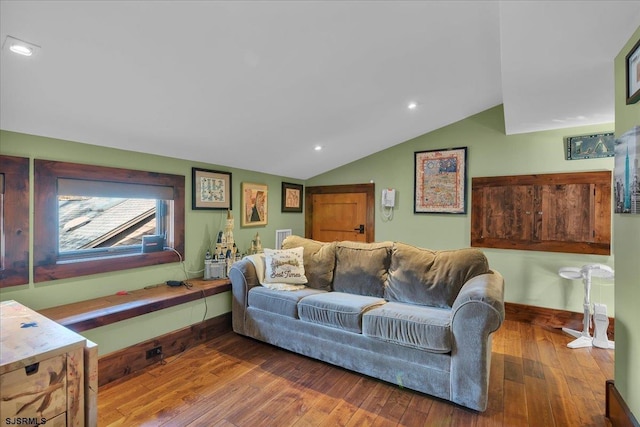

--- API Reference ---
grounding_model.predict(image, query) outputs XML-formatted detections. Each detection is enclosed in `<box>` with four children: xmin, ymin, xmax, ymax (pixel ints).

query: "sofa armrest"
<box><xmin>229</xmin><ymin>258</ymin><xmax>260</xmax><ymax>335</ymax></box>
<box><xmin>449</xmin><ymin>270</ymin><xmax>505</xmax><ymax>411</ymax></box>
<box><xmin>452</xmin><ymin>270</ymin><xmax>505</xmax><ymax>328</ymax></box>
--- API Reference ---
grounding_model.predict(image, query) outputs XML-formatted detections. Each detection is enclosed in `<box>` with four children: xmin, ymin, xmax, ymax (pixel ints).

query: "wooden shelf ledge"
<box><xmin>38</xmin><ymin>278</ymin><xmax>231</xmax><ymax>333</ymax></box>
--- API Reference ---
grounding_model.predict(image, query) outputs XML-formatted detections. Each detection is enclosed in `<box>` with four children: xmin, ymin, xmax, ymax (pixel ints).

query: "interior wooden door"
<box><xmin>305</xmin><ymin>184</ymin><xmax>375</xmax><ymax>243</ymax></box>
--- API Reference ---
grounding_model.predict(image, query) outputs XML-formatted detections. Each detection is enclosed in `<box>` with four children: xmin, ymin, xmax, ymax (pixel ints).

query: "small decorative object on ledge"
<box><xmin>249</xmin><ymin>232</ymin><xmax>263</xmax><ymax>254</ymax></box>
<box><xmin>565</xmin><ymin>132</ymin><xmax>614</xmax><ymax>160</ymax></box>
<box><xmin>204</xmin><ymin>210</ymin><xmax>238</xmax><ymax>279</ymax></box>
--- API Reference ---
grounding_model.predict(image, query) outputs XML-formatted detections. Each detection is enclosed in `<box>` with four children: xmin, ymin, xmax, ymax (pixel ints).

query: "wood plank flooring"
<box><xmin>98</xmin><ymin>319</ymin><xmax>614</xmax><ymax>426</ymax></box>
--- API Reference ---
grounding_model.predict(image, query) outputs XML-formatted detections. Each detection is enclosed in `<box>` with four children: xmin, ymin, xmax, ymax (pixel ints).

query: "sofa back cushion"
<box><xmin>386</xmin><ymin>243</ymin><xmax>490</xmax><ymax>308</ymax></box>
<box><xmin>333</xmin><ymin>241</ymin><xmax>392</xmax><ymax>297</ymax></box>
<box><xmin>282</xmin><ymin>235</ymin><xmax>336</xmax><ymax>291</ymax></box>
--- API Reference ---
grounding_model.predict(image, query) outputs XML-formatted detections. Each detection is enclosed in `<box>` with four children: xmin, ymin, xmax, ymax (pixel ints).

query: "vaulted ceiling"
<box><xmin>1</xmin><ymin>1</ymin><xmax>639</xmax><ymax>179</ymax></box>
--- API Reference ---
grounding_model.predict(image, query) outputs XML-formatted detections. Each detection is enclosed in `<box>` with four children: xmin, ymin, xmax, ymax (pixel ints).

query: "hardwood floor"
<box><xmin>98</xmin><ymin>319</ymin><xmax>614</xmax><ymax>426</ymax></box>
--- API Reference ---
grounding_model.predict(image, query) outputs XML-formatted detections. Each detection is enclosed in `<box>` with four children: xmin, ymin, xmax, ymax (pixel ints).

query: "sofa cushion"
<box><xmin>298</xmin><ymin>292</ymin><xmax>386</xmax><ymax>333</ymax></box>
<box><xmin>386</xmin><ymin>243</ymin><xmax>490</xmax><ymax>308</ymax></box>
<box><xmin>363</xmin><ymin>302</ymin><xmax>452</xmax><ymax>353</ymax></box>
<box><xmin>282</xmin><ymin>235</ymin><xmax>336</xmax><ymax>291</ymax></box>
<box><xmin>248</xmin><ymin>286</ymin><xmax>326</xmax><ymax>319</ymax></box>
<box><xmin>263</xmin><ymin>247</ymin><xmax>308</xmax><ymax>285</ymax></box>
<box><xmin>333</xmin><ymin>241</ymin><xmax>392</xmax><ymax>297</ymax></box>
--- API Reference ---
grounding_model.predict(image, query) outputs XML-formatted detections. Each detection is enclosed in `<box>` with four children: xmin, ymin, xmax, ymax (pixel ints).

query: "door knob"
<box><xmin>354</xmin><ymin>224</ymin><xmax>365</xmax><ymax>234</ymax></box>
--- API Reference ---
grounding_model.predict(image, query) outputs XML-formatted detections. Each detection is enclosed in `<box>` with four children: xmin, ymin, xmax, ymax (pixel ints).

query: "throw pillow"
<box><xmin>263</xmin><ymin>247</ymin><xmax>308</xmax><ymax>285</ymax></box>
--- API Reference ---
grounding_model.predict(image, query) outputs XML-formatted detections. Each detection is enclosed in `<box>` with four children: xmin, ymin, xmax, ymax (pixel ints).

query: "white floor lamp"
<box><xmin>558</xmin><ymin>263</ymin><xmax>615</xmax><ymax>349</ymax></box>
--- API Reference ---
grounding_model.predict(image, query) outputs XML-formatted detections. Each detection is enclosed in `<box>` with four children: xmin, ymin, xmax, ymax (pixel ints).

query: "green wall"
<box><xmin>308</xmin><ymin>105</ymin><xmax>616</xmax><ymax>316</ymax></box>
<box><xmin>613</xmin><ymin>25</ymin><xmax>640</xmax><ymax>418</ymax></box>
<box><xmin>0</xmin><ymin>130</ymin><xmax>305</xmax><ymax>355</ymax></box>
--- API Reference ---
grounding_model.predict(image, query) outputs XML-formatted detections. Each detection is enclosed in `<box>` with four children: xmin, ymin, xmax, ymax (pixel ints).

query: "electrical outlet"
<box><xmin>146</xmin><ymin>346</ymin><xmax>162</xmax><ymax>359</ymax></box>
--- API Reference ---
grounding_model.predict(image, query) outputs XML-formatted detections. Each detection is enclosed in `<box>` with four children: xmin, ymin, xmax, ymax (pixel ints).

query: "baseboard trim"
<box><xmin>505</xmin><ymin>302</ymin><xmax>614</xmax><ymax>339</ymax></box>
<box><xmin>606</xmin><ymin>380</ymin><xmax>640</xmax><ymax>427</ymax></box>
<box><xmin>98</xmin><ymin>312</ymin><xmax>231</xmax><ymax>386</ymax></box>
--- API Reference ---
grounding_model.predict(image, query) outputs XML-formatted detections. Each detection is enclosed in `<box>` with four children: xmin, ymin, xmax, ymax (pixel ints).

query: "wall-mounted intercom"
<box><xmin>382</xmin><ymin>189</ymin><xmax>396</xmax><ymax>208</ymax></box>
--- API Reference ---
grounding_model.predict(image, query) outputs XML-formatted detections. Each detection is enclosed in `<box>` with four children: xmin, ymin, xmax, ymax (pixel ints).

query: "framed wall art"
<box><xmin>566</xmin><ymin>132</ymin><xmax>615</xmax><ymax>160</ymax></box>
<box><xmin>414</xmin><ymin>147</ymin><xmax>467</xmax><ymax>214</ymax></box>
<box><xmin>192</xmin><ymin>168</ymin><xmax>232</xmax><ymax>210</ymax></box>
<box><xmin>281</xmin><ymin>182</ymin><xmax>303</xmax><ymax>212</ymax></box>
<box><xmin>614</xmin><ymin>126</ymin><xmax>639</xmax><ymax>214</ymax></box>
<box><xmin>626</xmin><ymin>37</ymin><xmax>640</xmax><ymax>105</ymax></box>
<box><xmin>242</xmin><ymin>182</ymin><xmax>268</xmax><ymax>226</ymax></box>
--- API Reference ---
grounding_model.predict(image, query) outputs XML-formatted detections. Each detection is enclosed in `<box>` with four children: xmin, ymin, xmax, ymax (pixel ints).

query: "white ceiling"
<box><xmin>1</xmin><ymin>1</ymin><xmax>639</xmax><ymax>180</ymax></box>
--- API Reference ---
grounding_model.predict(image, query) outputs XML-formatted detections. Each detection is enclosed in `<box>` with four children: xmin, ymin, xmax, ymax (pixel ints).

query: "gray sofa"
<box><xmin>229</xmin><ymin>235</ymin><xmax>505</xmax><ymax>411</ymax></box>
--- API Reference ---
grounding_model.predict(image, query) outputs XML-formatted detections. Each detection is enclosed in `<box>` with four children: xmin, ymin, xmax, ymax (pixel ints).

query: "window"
<box><xmin>0</xmin><ymin>155</ymin><xmax>30</xmax><ymax>287</ymax></box>
<box><xmin>34</xmin><ymin>160</ymin><xmax>185</xmax><ymax>282</ymax></box>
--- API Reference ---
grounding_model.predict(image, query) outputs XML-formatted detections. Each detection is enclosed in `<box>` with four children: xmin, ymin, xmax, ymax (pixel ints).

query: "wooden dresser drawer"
<box><xmin>0</xmin><ymin>354</ymin><xmax>67</xmax><ymax>420</ymax></box>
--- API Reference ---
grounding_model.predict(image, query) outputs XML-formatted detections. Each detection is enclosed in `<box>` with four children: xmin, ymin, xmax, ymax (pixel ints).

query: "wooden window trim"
<box><xmin>34</xmin><ymin>160</ymin><xmax>185</xmax><ymax>282</ymax></box>
<box><xmin>471</xmin><ymin>171</ymin><xmax>611</xmax><ymax>255</ymax></box>
<box><xmin>0</xmin><ymin>155</ymin><xmax>30</xmax><ymax>287</ymax></box>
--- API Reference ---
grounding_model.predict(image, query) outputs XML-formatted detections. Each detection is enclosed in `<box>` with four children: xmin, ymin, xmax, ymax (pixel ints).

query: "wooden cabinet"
<box><xmin>0</xmin><ymin>300</ymin><xmax>97</xmax><ymax>426</ymax></box>
<box><xmin>471</xmin><ymin>171</ymin><xmax>611</xmax><ymax>255</ymax></box>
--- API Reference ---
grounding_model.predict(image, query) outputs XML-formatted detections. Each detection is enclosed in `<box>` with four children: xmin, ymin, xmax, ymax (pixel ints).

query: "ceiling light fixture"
<box><xmin>407</xmin><ymin>102</ymin><xmax>421</xmax><ymax>110</ymax></box>
<box><xmin>314</xmin><ymin>145</ymin><xmax>323</xmax><ymax>151</ymax></box>
<box><xmin>3</xmin><ymin>36</ymin><xmax>40</xmax><ymax>57</ymax></box>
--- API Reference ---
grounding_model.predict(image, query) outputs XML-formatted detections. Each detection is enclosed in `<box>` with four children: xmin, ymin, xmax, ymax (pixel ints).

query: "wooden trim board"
<box><xmin>505</xmin><ymin>301</ymin><xmax>614</xmax><ymax>339</ymax></box>
<box><xmin>98</xmin><ymin>312</ymin><xmax>231</xmax><ymax>386</ymax></box>
<box><xmin>606</xmin><ymin>380</ymin><xmax>640</xmax><ymax>427</ymax></box>
<box><xmin>39</xmin><ymin>278</ymin><xmax>231</xmax><ymax>332</ymax></box>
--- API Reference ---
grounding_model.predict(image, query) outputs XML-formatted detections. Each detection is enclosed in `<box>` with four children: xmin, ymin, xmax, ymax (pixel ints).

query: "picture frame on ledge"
<box><xmin>192</xmin><ymin>168</ymin><xmax>232</xmax><ymax>210</ymax></box>
<box><xmin>242</xmin><ymin>182</ymin><xmax>268</xmax><ymax>226</ymax></box>
<box><xmin>626</xmin><ymin>37</ymin><xmax>640</xmax><ymax>105</ymax></box>
<box><xmin>281</xmin><ymin>182</ymin><xmax>303</xmax><ymax>213</ymax></box>
<box><xmin>414</xmin><ymin>147</ymin><xmax>467</xmax><ymax>214</ymax></box>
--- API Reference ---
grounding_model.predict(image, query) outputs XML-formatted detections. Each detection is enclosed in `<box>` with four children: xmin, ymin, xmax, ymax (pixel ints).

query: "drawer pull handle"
<box><xmin>25</xmin><ymin>362</ymin><xmax>40</xmax><ymax>376</ymax></box>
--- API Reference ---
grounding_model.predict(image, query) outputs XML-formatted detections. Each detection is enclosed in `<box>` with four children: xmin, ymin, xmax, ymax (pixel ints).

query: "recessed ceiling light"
<box><xmin>3</xmin><ymin>36</ymin><xmax>40</xmax><ymax>57</ymax></box>
<box><xmin>407</xmin><ymin>102</ymin><xmax>418</xmax><ymax>110</ymax></box>
<box><xmin>314</xmin><ymin>145</ymin><xmax>323</xmax><ymax>151</ymax></box>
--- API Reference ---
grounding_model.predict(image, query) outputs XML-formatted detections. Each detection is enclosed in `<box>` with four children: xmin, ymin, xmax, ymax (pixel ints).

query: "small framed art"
<box><xmin>242</xmin><ymin>182</ymin><xmax>268</xmax><ymax>226</ymax></box>
<box><xmin>414</xmin><ymin>147</ymin><xmax>467</xmax><ymax>214</ymax></box>
<box><xmin>192</xmin><ymin>168</ymin><xmax>232</xmax><ymax>210</ymax></box>
<box><xmin>281</xmin><ymin>182</ymin><xmax>303</xmax><ymax>212</ymax></box>
<box><xmin>566</xmin><ymin>132</ymin><xmax>615</xmax><ymax>160</ymax></box>
<box><xmin>626</xmin><ymin>37</ymin><xmax>640</xmax><ymax>105</ymax></box>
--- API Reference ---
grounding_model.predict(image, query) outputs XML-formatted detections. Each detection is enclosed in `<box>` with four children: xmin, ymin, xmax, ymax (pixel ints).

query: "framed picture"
<box><xmin>281</xmin><ymin>182</ymin><xmax>303</xmax><ymax>212</ymax></box>
<box><xmin>626</xmin><ymin>37</ymin><xmax>640</xmax><ymax>105</ymax></box>
<box><xmin>566</xmin><ymin>132</ymin><xmax>615</xmax><ymax>160</ymax></box>
<box><xmin>192</xmin><ymin>168</ymin><xmax>232</xmax><ymax>210</ymax></box>
<box><xmin>614</xmin><ymin>126</ymin><xmax>640</xmax><ymax>214</ymax></box>
<box><xmin>242</xmin><ymin>182</ymin><xmax>268</xmax><ymax>226</ymax></box>
<box><xmin>414</xmin><ymin>147</ymin><xmax>467</xmax><ymax>214</ymax></box>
